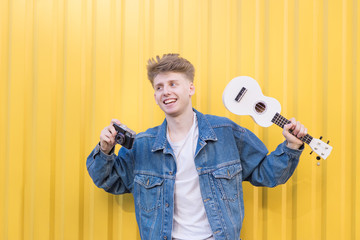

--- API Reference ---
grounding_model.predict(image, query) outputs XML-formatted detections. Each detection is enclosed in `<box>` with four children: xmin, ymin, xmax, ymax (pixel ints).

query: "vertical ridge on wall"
<box><xmin>310</xmin><ymin>1</ymin><xmax>318</xmax><ymax>239</ymax></box>
<box><xmin>251</xmin><ymin>1</ymin><xmax>263</xmax><ymax>239</ymax></box>
<box><xmin>22</xmin><ymin>1</ymin><xmax>34</xmax><ymax>239</ymax></box>
<box><xmin>137</xmin><ymin>0</ymin><xmax>145</xmax><ymax>133</ymax></box>
<box><xmin>49</xmin><ymin>0</ymin><xmax>55</xmax><ymax>237</ymax></box>
<box><xmin>1</xmin><ymin>0</ymin><xmax>10</xmax><ymax>236</ymax></box>
<box><xmin>340</xmin><ymin>1</ymin><xmax>351</xmax><ymax>239</ymax></box>
<box><xmin>196</xmin><ymin>0</ymin><xmax>210</xmax><ymax>113</ymax></box>
<box><xmin>50</xmin><ymin>0</ymin><xmax>63</xmax><ymax>238</ymax></box>
<box><xmin>327</xmin><ymin>0</ymin><xmax>343</xmax><ymax>238</ymax></box>
<box><xmin>262</xmin><ymin>1</ymin><xmax>270</xmax><ymax>238</ymax></box>
<box><xmin>351</xmin><ymin>1</ymin><xmax>359</xmax><ymax>240</ymax></box>
<box><xmin>321</xmin><ymin>0</ymin><xmax>329</xmax><ymax>238</ymax></box>
<box><xmin>281</xmin><ymin>1</ymin><xmax>289</xmax><ymax>239</ymax></box>
<box><xmin>314</xmin><ymin>0</ymin><xmax>326</xmax><ymax>238</ymax></box>
<box><xmin>78</xmin><ymin>0</ymin><xmax>86</xmax><ymax>238</ymax></box>
<box><xmin>79</xmin><ymin>0</ymin><xmax>97</xmax><ymax>238</ymax></box>
<box><xmin>87</xmin><ymin>1</ymin><xmax>96</xmax><ymax>237</ymax></box>
<box><xmin>289</xmin><ymin>18</ymin><xmax>297</xmax><ymax>231</ymax></box>
<box><xmin>11</xmin><ymin>0</ymin><xmax>26</xmax><ymax>239</ymax></box>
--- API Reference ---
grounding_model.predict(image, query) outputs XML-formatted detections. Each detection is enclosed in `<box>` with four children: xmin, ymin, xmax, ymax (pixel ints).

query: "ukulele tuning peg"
<box><xmin>310</xmin><ymin>151</ymin><xmax>313</xmax><ymax>155</ymax></box>
<box><xmin>327</xmin><ymin>140</ymin><xmax>330</xmax><ymax>144</ymax></box>
<box><xmin>320</xmin><ymin>136</ymin><xmax>323</xmax><ymax>140</ymax></box>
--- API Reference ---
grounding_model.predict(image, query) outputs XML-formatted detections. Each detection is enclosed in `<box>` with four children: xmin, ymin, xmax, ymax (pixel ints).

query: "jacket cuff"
<box><xmin>282</xmin><ymin>141</ymin><xmax>304</xmax><ymax>158</ymax></box>
<box><xmin>94</xmin><ymin>143</ymin><xmax>116</xmax><ymax>161</ymax></box>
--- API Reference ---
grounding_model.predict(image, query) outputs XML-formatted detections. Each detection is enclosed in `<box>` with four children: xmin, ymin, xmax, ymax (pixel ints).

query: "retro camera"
<box><xmin>113</xmin><ymin>123</ymin><xmax>136</xmax><ymax>149</ymax></box>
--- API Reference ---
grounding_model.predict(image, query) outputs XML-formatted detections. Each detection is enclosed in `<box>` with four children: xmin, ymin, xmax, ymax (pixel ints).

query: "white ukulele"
<box><xmin>222</xmin><ymin>76</ymin><xmax>333</xmax><ymax>160</ymax></box>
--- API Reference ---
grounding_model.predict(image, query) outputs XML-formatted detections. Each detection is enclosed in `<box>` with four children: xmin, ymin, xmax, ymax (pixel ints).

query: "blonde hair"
<box><xmin>147</xmin><ymin>53</ymin><xmax>195</xmax><ymax>85</ymax></box>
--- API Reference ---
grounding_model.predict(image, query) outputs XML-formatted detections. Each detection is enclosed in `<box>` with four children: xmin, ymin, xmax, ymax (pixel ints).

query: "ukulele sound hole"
<box><xmin>255</xmin><ymin>102</ymin><xmax>266</xmax><ymax>114</ymax></box>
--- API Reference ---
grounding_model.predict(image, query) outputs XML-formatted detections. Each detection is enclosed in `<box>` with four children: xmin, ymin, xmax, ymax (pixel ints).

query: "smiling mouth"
<box><xmin>163</xmin><ymin>98</ymin><xmax>177</xmax><ymax>105</ymax></box>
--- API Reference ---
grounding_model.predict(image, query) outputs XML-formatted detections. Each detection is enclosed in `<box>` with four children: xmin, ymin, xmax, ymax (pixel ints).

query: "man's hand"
<box><xmin>100</xmin><ymin>119</ymin><xmax>121</xmax><ymax>154</ymax></box>
<box><xmin>283</xmin><ymin>118</ymin><xmax>307</xmax><ymax>150</ymax></box>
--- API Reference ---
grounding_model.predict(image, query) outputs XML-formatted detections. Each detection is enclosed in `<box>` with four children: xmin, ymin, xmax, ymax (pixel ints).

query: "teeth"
<box><xmin>164</xmin><ymin>99</ymin><xmax>176</xmax><ymax>104</ymax></box>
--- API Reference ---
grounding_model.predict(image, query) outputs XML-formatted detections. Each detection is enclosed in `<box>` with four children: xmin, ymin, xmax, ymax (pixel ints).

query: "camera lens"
<box><xmin>116</xmin><ymin>133</ymin><xmax>125</xmax><ymax>145</ymax></box>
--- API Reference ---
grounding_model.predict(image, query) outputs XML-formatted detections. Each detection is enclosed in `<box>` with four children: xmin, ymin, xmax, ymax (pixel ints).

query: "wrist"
<box><xmin>99</xmin><ymin>143</ymin><xmax>113</xmax><ymax>155</ymax></box>
<box><xmin>286</xmin><ymin>141</ymin><xmax>304</xmax><ymax>150</ymax></box>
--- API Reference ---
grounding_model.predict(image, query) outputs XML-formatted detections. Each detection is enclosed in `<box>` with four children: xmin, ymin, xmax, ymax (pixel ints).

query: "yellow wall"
<box><xmin>1</xmin><ymin>0</ymin><xmax>359</xmax><ymax>239</ymax></box>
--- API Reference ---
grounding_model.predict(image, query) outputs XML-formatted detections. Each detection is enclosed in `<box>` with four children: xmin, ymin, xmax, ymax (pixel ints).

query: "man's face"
<box><xmin>153</xmin><ymin>72</ymin><xmax>195</xmax><ymax>117</ymax></box>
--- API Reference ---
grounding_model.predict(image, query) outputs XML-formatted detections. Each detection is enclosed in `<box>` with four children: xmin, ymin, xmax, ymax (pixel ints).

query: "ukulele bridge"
<box><xmin>235</xmin><ymin>87</ymin><xmax>247</xmax><ymax>102</ymax></box>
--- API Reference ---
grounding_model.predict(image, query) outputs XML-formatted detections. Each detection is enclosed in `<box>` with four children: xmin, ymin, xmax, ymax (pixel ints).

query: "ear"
<box><xmin>189</xmin><ymin>82</ymin><xmax>195</xmax><ymax>96</ymax></box>
<box><xmin>154</xmin><ymin>93</ymin><xmax>159</xmax><ymax>105</ymax></box>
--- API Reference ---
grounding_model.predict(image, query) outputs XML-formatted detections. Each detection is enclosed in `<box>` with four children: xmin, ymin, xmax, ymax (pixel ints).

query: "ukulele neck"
<box><xmin>271</xmin><ymin>113</ymin><xmax>313</xmax><ymax>145</ymax></box>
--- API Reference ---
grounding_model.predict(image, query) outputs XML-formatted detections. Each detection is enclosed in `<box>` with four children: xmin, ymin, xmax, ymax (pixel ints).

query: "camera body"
<box><xmin>113</xmin><ymin>123</ymin><xmax>136</xmax><ymax>149</ymax></box>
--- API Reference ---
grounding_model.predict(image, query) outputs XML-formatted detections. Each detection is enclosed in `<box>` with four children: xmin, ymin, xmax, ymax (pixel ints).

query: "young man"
<box><xmin>87</xmin><ymin>54</ymin><xmax>307</xmax><ymax>240</ymax></box>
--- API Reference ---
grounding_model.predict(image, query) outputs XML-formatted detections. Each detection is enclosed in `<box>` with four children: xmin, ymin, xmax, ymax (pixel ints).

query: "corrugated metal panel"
<box><xmin>0</xmin><ymin>0</ymin><xmax>359</xmax><ymax>239</ymax></box>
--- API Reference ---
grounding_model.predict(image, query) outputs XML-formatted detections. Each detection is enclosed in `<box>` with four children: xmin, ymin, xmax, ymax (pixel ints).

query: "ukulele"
<box><xmin>222</xmin><ymin>76</ymin><xmax>332</xmax><ymax>160</ymax></box>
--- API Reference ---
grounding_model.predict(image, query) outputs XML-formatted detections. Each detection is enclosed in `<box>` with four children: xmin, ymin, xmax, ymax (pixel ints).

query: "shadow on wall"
<box><xmin>115</xmin><ymin>193</ymin><xmax>135</xmax><ymax>213</ymax></box>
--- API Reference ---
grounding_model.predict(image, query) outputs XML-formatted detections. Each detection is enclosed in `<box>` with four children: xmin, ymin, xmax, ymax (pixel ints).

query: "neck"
<box><xmin>271</xmin><ymin>112</ymin><xmax>313</xmax><ymax>144</ymax></box>
<box><xmin>166</xmin><ymin>107</ymin><xmax>194</xmax><ymax>142</ymax></box>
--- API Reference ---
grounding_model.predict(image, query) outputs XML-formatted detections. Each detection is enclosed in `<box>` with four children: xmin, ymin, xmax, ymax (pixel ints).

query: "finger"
<box><xmin>103</xmin><ymin>130</ymin><xmax>114</xmax><ymax>140</ymax></box>
<box><xmin>298</xmin><ymin>125</ymin><xmax>308</xmax><ymax>138</ymax></box>
<box><xmin>100</xmin><ymin>135</ymin><xmax>111</xmax><ymax>146</ymax></box>
<box><xmin>108</xmin><ymin>125</ymin><xmax>117</xmax><ymax>137</ymax></box>
<box><xmin>103</xmin><ymin>132</ymin><xmax>117</xmax><ymax>147</ymax></box>
<box><xmin>284</xmin><ymin>120</ymin><xmax>293</xmax><ymax>131</ymax></box>
<box><xmin>283</xmin><ymin>128</ymin><xmax>297</xmax><ymax>141</ymax></box>
<box><xmin>291</xmin><ymin>119</ymin><xmax>298</xmax><ymax>132</ymax></box>
<box><xmin>101</xmin><ymin>128</ymin><xmax>111</xmax><ymax>139</ymax></box>
<box><xmin>283</xmin><ymin>118</ymin><xmax>300</xmax><ymax>140</ymax></box>
<box><xmin>100</xmin><ymin>137</ymin><xmax>112</xmax><ymax>152</ymax></box>
<box><xmin>284</xmin><ymin>118</ymin><xmax>295</xmax><ymax>130</ymax></box>
<box><xmin>297</xmin><ymin>124</ymin><xmax>306</xmax><ymax>137</ymax></box>
<box><xmin>101</xmin><ymin>127</ymin><xmax>116</xmax><ymax>143</ymax></box>
<box><xmin>283</xmin><ymin>125</ymin><xmax>295</xmax><ymax>140</ymax></box>
<box><xmin>292</xmin><ymin>121</ymin><xmax>302</xmax><ymax>136</ymax></box>
<box><xmin>111</xmin><ymin>119</ymin><xmax>121</xmax><ymax>125</ymax></box>
<box><xmin>289</xmin><ymin>117</ymin><xmax>296</xmax><ymax>125</ymax></box>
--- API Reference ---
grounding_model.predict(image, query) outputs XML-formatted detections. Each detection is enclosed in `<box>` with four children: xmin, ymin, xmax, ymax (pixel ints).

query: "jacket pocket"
<box><xmin>212</xmin><ymin>163</ymin><xmax>242</xmax><ymax>201</ymax></box>
<box><xmin>134</xmin><ymin>174</ymin><xmax>164</xmax><ymax>212</ymax></box>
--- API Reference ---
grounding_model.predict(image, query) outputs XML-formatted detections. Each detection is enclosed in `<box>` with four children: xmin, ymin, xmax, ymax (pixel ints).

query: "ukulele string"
<box><xmin>278</xmin><ymin>115</ymin><xmax>311</xmax><ymax>143</ymax></box>
<box><xmin>255</xmin><ymin>105</ymin><xmax>312</xmax><ymax>144</ymax></box>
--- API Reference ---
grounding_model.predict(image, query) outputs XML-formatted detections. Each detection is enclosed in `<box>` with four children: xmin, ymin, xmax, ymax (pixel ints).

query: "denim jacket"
<box><xmin>87</xmin><ymin>109</ymin><xmax>303</xmax><ymax>240</ymax></box>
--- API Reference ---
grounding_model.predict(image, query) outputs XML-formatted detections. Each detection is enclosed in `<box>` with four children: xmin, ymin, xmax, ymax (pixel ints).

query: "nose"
<box><xmin>163</xmin><ymin>85</ymin><xmax>171</xmax><ymax>95</ymax></box>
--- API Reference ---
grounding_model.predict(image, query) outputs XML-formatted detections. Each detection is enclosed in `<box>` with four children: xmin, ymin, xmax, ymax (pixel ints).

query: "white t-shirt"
<box><xmin>167</xmin><ymin>113</ymin><xmax>214</xmax><ymax>240</ymax></box>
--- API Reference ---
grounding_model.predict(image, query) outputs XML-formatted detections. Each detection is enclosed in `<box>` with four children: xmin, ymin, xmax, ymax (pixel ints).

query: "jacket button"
<box><xmin>165</xmin><ymin>203</ymin><xmax>169</xmax><ymax>208</ymax></box>
<box><xmin>169</xmin><ymin>171</ymin><xmax>173</xmax><ymax>175</ymax></box>
<box><xmin>164</xmin><ymin>236</ymin><xmax>167</xmax><ymax>239</ymax></box>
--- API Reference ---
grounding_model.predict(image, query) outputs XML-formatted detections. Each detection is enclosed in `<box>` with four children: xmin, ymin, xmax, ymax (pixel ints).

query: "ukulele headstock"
<box><xmin>308</xmin><ymin>137</ymin><xmax>332</xmax><ymax>160</ymax></box>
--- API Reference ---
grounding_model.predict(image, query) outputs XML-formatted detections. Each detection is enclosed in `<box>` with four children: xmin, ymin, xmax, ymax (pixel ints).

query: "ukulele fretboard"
<box><xmin>271</xmin><ymin>113</ymin><xmax>313</xmax><ymax>145</ymax></box>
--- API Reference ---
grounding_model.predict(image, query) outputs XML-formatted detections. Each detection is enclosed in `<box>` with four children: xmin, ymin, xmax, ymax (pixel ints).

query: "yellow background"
<box><xmin>1</xmin><ymin>0</ymin><xmax>359</xmax><ymax>239</ymax></box>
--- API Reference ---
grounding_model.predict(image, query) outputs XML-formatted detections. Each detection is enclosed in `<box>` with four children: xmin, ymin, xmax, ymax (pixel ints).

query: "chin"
<box><xmin>162</xmin><ymin>107</ymin><xmax>181</xmax><ymax>117</ymax></box>
<box><xmin>164</xmin><ymin>110</ymin><xmax>180</xmax><ymax>117</ymax></box>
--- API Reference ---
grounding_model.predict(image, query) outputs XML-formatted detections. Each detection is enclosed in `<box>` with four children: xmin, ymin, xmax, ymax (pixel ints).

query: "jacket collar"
<box><xmin>151</xmin><ymin>108</ymin><xmax>217</xmax><ymax>152</ymax></box>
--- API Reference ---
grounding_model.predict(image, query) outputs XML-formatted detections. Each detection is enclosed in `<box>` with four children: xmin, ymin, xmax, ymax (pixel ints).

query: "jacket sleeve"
<box><xmin>86</xmin><ymin>143</ymin><xmax>135</xmax><ymax>194</ymax></box>
<box><xmin>236</xmin><ymin>128</ymin><xmax>303</xmax><ymax>187</ymax></box>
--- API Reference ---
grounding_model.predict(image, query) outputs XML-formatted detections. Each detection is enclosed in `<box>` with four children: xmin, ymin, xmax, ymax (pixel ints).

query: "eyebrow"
<box><xmin>168</xmin><ymin>79</ymin><xmax>180</xmax><ymax>84</ymax></box>
<box><xmin>154</xmin><ymin>83</ymin><xmax>163</xmax><ymax>88</ymax></box>
<box><xmin>154</xmin><ymin>79</ymin><xmax>180</xmax><ymax>88</ymax></box>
